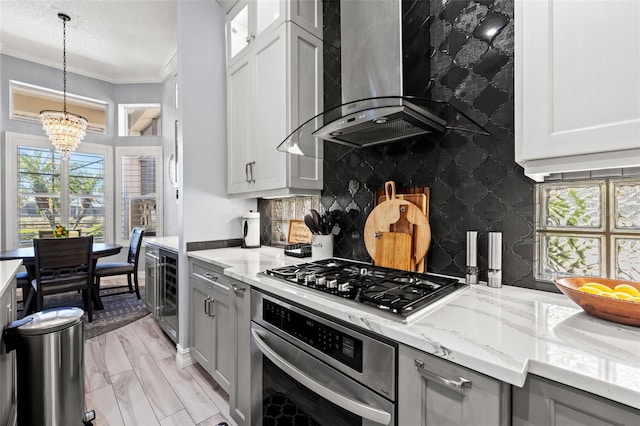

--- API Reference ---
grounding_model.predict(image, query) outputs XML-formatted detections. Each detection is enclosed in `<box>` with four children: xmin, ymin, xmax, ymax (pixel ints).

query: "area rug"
<box><xmin>23</xmin><ymin>282</ymin><xmax>150</xmax><ymax>340</ymax></box>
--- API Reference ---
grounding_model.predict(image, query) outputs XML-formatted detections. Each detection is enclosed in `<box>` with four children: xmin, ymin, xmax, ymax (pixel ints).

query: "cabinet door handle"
<box><xmin>231</xmin><ymin>284</ymin><xmax>245</xmax><ymax>294</ymax></box>
<box><xmin>203</xmin><ymin>272</ymin><xmax>218</xmax><ymax>281</ymax></box>
<box><xmin>204</xmin><ymin>297</ymin><xmax>210</xmax><ymax>315</ymax></box>
<box><xmin>208</xmin><ymin>299</ymin><xmax>215</xmax><ymax>318</ymax></box>
<box><xmin>245</xmin><ymin>162</ymin><xmax>250</xmax><ymax>182</ymax></box>
<box><xmin>249</xmin><ymin>161</ymin><xmax>256</xmax><ymax>182</ymax></box>
<box><xmin>414</xmin><ymin>359</ymin><xmax>472</xmax><ymax>392</ymax></box>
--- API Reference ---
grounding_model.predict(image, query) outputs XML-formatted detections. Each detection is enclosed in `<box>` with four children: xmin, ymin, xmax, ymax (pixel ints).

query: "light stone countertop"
<box><xmin>144</xmin><ymin>236</ymin><xmax>179</xmax><ymax>252</ymax></box>
<box><xmin>188</xmin><ymin>246</ymin><xmax>640</xmax><ymax>409</ymax></box>
<box><xmin>0</xmin><ymin>259</ymin><xmax>22</xmax><ymax>297</ymax></box>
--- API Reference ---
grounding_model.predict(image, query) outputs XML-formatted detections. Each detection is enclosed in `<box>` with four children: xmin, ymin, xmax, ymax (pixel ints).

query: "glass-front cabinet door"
<box><xmin>255</xmin><ymin>0</ymin><xmax>283</xmax><ymax>37</ymax></box>
<box><xmin>227</xmin><ymin>0</ymin><xmax>285</xmax><ymax>67</ymax></box>
<box><xmin>228</xmin><ymin>1</ymin><xmax>250</xmax><ymax>64</ymax></box>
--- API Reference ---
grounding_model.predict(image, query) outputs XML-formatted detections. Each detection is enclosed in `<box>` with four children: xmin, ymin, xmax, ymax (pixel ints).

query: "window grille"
<box><xmin>116</xmin><ymin>147</ymin><xmax>162</xmax><ymax>243</ymax></box>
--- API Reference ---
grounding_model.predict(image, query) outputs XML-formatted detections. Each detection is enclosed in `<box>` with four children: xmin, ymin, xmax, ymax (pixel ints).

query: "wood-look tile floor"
<box><xmin>85</xmin><ymin>315</ymin><xmax>237</xmax><ymax>426</ymax></box>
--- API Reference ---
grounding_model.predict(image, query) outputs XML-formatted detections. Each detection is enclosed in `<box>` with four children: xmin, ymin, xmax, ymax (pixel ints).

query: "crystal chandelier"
<box><xmin>40</xmin><ymin>13</ymin><xmax>88</xmax><ymax>159</ymax></box>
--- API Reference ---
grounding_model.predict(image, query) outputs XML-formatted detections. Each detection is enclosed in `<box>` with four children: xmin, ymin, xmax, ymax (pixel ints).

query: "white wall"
<box><xmin>161</xmin><ymin>74</ymin><xmax>180</xmax><ymax>236</ymax></box>
<box><xmin>176</xmin><ymin>0</ymin><xmax>256</xmax><ymax>348</ymax></box>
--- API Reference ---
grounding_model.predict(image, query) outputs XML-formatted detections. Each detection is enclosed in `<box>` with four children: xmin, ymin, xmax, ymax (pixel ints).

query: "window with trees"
<box><xmin>5</xmin><ymin>132</ymin><xmax>112</xmax><ymax>248</ymax></box>
<box><xmin>536</xmin><ymin>179</ymin><xmax>640</xmax><ymax>282</ymax></box>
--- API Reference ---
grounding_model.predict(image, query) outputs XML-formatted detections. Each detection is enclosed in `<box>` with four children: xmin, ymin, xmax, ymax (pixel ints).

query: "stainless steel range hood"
<box><xmin>278</xmin><ymin>0</ymin><xmax>489</xmax><ymax>158</ymax></box>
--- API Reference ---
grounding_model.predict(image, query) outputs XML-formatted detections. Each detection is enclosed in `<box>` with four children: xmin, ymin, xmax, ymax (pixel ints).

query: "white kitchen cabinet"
<box><xmin>0</xmin><ymin>276</ymin><xmax>17</xmax><ymax>426</ymax></box>
<box><xmin>512</xmin><ymin>375</ymin><xmax>640</xmax><ymax>425</ymax></box>
<box><xmin>226</xmin><ymin>0</ymin><xmax>322</xmax><ymax>68</ymax></box>
<box><xmin>515</xmin><ymin>0</ymin><xmax>640</xmax><ymax>181</ymax></box>
<box><xmin>189</xmin><ymin>260</ymin><xmax>233</xmax><ymax>392</ymax></box>
<box><xmin>398</xmin><ymin>344</ymin><xmax>511</xmax><ymax>426</ymax></box>
<box><xmin>226</xmin><ymin>19</ymin><xmax>323</xmax><ymax>198</ymax></box>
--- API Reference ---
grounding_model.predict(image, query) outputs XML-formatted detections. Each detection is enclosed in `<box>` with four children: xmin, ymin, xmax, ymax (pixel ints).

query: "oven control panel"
<box><xmin>263</xmin><ymin>299</ymin><xmax>363</xmax><ymax>372</ymax></box>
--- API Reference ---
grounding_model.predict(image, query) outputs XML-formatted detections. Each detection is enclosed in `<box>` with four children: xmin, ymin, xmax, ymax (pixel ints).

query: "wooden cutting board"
<box><xmin>365</xmin><ymin>182</ymin><xmax>431</xmax><ymax>268</ymax></box>
<box><xmin>376</xmin><ymin>186</ymin><xmax>430</xmax><ymax>272</ymax></box>
<box><xmin>374</xmin><ymin>232</ymin><xmax>412</xmax><ymax>271</ymax></box>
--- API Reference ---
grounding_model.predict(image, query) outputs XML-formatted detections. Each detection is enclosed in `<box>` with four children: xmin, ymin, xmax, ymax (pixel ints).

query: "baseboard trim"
<box><xmin>175</xmin><ymin>344</ymin><xmax>195</xmax><ymax>369</ymax></box>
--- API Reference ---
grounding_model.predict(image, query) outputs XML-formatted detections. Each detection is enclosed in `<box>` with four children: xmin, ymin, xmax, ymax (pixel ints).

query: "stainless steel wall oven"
<box><xmin>250</xmin><ymin>290</ymin><xmax>397</xmax><ymax>426</ymax></box>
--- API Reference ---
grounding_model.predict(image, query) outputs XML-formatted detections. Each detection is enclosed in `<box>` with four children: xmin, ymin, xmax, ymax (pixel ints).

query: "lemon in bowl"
<box><xmin>613</xmin><ymin>284</ymin><xmax>640</xmax><ymax>297</ymax></box>
<box><xmin>581</xmin><ymin>282</ymin><xmax>613</xmax><ymax>293</ymax></box>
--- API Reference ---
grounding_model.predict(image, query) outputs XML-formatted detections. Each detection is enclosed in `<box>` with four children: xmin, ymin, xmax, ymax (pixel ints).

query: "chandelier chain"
<box><xmin>62</xmin><ymin>15</ymin><xmax>67</xmax><ymax>112</ymax></box>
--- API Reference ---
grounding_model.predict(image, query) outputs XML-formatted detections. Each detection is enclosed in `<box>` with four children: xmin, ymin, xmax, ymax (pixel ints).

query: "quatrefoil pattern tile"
<box><xmin>320</xmin><ymin>0</ymin><xmax>536</xmax><ymax>289</ymax></box>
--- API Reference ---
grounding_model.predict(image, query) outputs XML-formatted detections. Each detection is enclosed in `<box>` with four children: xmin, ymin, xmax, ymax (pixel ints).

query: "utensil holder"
<box><xmin>311</xmin><ymin>234</ymin><xmax>334</xmax><ymax>260</ymax></box>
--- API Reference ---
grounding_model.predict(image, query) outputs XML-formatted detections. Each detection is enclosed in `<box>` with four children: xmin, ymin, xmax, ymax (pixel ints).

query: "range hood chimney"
<box><xmin>278</xmin><ymin>0</ymin><xmax>489</xmax><ymax>158</ymax></box>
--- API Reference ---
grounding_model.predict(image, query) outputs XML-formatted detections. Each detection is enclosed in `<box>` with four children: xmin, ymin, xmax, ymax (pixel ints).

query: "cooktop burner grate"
<box><xmin>263</xmin><ymin>258</ymin><xmax>466</xmax><ymax>318</ymax></box>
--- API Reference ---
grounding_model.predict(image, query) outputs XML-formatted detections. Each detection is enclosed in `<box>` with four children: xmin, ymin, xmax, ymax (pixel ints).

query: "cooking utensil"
<box><xmin>390</xmin><ymin>205</ymin><xmax>413</xmax><ymax>235</ymax></box>
<box><xmin>310</xmin><ymin>209</ymin><xmax>323</xmax><ymax>234</ymax></box>
<box><xmin>374</xmin><ymin>232</ymin><xmax>412</xmax><ymax>271</ymax></box>
<box><xmin>389</xmin><ymin>206</ymin><xmax>416</xmax><ymax>271</ymax></box>
<box><xmin>304</xmin><ymin>214</ymin><xmax>319</xmax><ymax>234</ymax></box>
<box><xmin>376</xmin><ymin>187</ymin><xmax>430</xmax><ymax>272</ymax></box>
<box><xmin>364</xmin><ymin>181</ymin><xmax>431</xmax><ymax>266</ymax></box>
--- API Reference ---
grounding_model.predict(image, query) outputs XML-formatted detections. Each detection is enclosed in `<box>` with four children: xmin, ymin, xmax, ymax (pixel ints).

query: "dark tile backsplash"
<box><xmin>262</xmin><ymin>0</ymin><xmax>539</xmax><ymax>290</ymax></box>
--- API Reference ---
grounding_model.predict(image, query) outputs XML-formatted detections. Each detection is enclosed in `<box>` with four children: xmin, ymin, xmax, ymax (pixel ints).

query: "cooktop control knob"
<box><xmin>338</xmin><ymin>282</ymin><xmax>350</xmax><ymax>293</ymax></box>
<box><xmin>327</xmin><ymin>278</ymin><xmax>338</xmax><ymax>289</ymax></box>
<box><xmin>296</xmin><ymin>271</ymin><xmax>307</xmax><ymax>282</ymax></box>
<box><xmin>316</xmin><ymin>276</ymin><xmax>327</xmax><ymax>288</ymax></box>
<box><xmin>305</xmin><ymin>274</ymin><xmax>316</xmax><ymax>285</ymax></box>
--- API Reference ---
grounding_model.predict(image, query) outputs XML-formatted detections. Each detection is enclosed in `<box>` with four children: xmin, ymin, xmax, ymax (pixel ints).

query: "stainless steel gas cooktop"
<box><xmin>262</xmin><ymin>258</ymin><xmax>466</xmax><ymax>321</ymax></box>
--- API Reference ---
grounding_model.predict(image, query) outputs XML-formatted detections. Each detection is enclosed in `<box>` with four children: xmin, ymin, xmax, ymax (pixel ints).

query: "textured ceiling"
<box><xmin>0</xmin><ymin>0</ymin><xmax>177</xmax><ymax>84</ymax></box>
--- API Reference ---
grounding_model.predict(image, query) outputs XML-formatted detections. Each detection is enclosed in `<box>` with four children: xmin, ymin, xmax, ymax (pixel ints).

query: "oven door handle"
<box><xmin>251</xmin><ymin>328</ymin><xmax>392</xmax><ymax>425</ymax></box>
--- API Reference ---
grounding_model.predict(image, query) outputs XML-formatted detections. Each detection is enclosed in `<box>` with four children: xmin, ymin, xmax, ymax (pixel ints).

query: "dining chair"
<box><xmin>38</xmin><ymin>229</ymin><xmax>81</xmax><ymax>238</ymax></box>
<box><xmin>32</xmin><ymin>236</ymin><xmax>94</xmax><ymax>322</ymax></box>
<box><xmin>95</xmin><ymin>227</ymin><xmax>145</xmax><ymax>299</ymax></box>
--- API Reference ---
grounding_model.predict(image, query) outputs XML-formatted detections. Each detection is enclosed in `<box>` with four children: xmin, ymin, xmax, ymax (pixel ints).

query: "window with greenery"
<box><xmin>17</xmin><ymin>148</ymin><xmax>105</xmax><ymax>245</ymax></box>
<box><xmin>5</xmin><ymin>132</ymin><xmax>112</xmax><ymax>248</ymax></box>
<box><xmin>535</xmin><ymin>179</ymin><xmax>640</xmax><ymax>281</ymax></box>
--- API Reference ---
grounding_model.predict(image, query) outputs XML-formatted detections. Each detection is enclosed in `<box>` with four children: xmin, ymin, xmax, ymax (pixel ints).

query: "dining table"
<box><xmin>0</xmin><ymin>242</ymin><xmax>122</xmax><ymax>312</ymax></box>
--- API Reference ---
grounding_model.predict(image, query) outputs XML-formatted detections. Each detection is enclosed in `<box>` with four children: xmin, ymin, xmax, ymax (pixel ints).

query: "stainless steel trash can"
<box><xmin>3</xmin><ymin>307</ymin><xmax>95</xmax><ymax>425</ymax></box>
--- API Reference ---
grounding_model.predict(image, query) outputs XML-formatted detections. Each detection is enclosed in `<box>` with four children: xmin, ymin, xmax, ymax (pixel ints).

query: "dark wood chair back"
<box><xmin>127</xmin><ymin>227</ymin><xmax>145</xmax><ymax>265</ymax></box>
<box><xmin>33</xmin><ymin>236</ymin><xmax>94</xmax><ymax>321</ymax></box>
<box><xmin>38</xmin><ymin>229</ymin><xmax>81</xmax><ymax>238</ymax></box>
<box><xmin>94</xmin><ymin>228</ymin><xmax>145</xmax><ymax>300</ymax></box>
